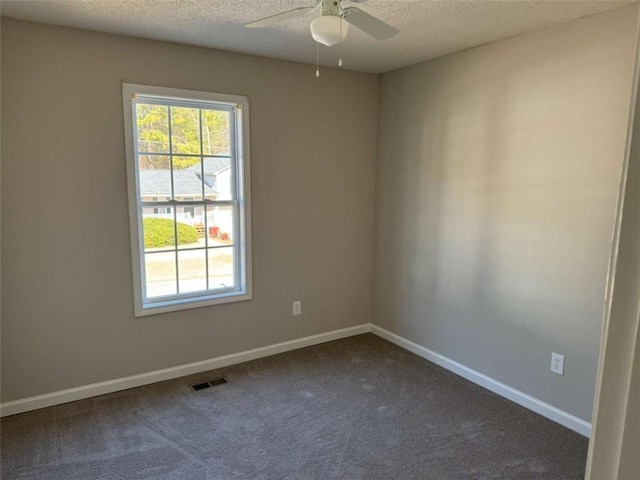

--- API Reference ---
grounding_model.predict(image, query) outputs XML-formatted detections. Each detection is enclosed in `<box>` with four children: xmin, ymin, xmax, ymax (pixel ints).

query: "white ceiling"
<box><xmin>1</xmin><ymin>0</ymin><xmax>635</xmax><ymax>73</ymax></box>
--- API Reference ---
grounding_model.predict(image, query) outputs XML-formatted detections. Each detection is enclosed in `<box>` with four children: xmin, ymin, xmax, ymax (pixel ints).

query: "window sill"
<box><xmin>135</xmin><ymin>290</ymin><xmax>252</xmax><ymax>317</ymax></box>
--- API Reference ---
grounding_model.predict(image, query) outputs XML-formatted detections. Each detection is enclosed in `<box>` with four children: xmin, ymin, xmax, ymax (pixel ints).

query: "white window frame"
<box><xmin>122</xmin><ymin>83</ymin><xmax>252</xmax><ymax>316</ymax></box>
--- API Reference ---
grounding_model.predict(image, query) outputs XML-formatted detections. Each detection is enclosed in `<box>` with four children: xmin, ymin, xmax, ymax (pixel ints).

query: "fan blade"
<box><xmin>245</xmin><ymin>7</ymin><xmax>313</xmax><ymax>28</ymax></box>
<box><xmin>342</xmin><ymin>7</ymin><xmax>398</xmax><ymax>40</ymax></box>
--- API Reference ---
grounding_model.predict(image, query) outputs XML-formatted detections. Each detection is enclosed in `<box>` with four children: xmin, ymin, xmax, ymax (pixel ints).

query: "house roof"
<box><xmin>140</xmin><ymin>157</ymin><xmax>230</xmax><ymax>197</ymax></box>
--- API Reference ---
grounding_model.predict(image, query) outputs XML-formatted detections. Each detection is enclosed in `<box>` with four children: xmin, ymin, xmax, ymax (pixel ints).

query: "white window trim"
<box><xmin>122</xmin><ymin>83</ymin><xmax>252</xmax><ymax>317</ymax></box>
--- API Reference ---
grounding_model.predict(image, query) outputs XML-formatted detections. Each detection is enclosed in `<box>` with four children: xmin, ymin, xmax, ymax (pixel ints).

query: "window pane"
<box><xmin>203</xmin><ymin>156</ymin><xmax>233</xmax><ymax>201</ymax></box>
<box><xmin>173</xmin><ymin>156</ymin><xmax>203</xmax><ymax>200</ymax></box>
<box><xmin>171</xmin><ymin>107</ymin><xmax>201</xmax><ymax>155</ymax></box>
<box><xmin>139</xmin><ymin>156</ymin><xmax>172</xmax><ymax>202</ymax></box>
<box><xmin>206</xmin><ymin>205</ymin><xmax>235</xmax><ymax>246</ymax></box>
<box><xmin>202</xmin><ymin>109</ymin><xmax>230</xmax><ymax>156</ymax></box>
<box><xmin>178</xmin><ymin>249</ymin><xmax>207</xmax><ymax>293</ymax></box>
<box><xmin>176</xmin><ymin>214</ymin><xmax>206</xmax><ymax>250</ymax></box>
<box><xmin>208</xmin><ymin>247</ymin><xmax>235</xmax><ymax>290</ymax></box>
<box><xmin>142</xmin><ymin>208</ymin><xmax>176</xmax><ymax>252</ymax></box>
<box><xmin>136</xmin><ymin>104</ymin><xmax>169</xmax><ymax>153</ymax></box>
<box><xmin>145</xmin><ymin>251</ymin><xmax>177</xmax><ymax>298</ymax></box>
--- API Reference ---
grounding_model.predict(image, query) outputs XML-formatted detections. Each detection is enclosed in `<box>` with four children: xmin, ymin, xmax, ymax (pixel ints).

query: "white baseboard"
<box><xmin>0</xmin><ymin>324</ymin><xmax>372</xmax><ymax>418</ymax></box>
<box><xmin>370</xmin><ymin>325</ymin><xmax>592</xmax><ymax>437</ymax></box>
<box><xmin>0</xmin><ymin>322</ymin><xmax>592</xmax><ymax>438</ymax></box>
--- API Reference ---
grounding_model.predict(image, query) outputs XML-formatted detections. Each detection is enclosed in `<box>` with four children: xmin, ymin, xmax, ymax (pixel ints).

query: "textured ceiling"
<box><xmin>1</xmin><ymin>0</ymin><xmax>635</xmax><ymax>73</ymax></box>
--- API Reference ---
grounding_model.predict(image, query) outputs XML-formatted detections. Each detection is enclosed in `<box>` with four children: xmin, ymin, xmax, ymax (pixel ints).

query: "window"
<box><xmin>122</xmin><ymin>84</ymin><xmax>252</xmax><ymax>316</ymax></box>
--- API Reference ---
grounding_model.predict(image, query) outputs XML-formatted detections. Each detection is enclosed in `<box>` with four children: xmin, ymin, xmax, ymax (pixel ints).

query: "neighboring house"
<box><xmin>139</xmin><ymin>156</ymin><xmax>233</xmax><ymax>236</ymax></box>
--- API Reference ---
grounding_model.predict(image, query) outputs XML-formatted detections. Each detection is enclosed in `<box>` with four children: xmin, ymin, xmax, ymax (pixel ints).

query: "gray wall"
<box><xmin>0</xmin><ymin>19</ymin><xmax>378</xmax><ymax>402</ymax></box>
<box><xmin>373</xmin><ymin>6</ymin><xmax>638</xmax><ymax>422</ymax></box>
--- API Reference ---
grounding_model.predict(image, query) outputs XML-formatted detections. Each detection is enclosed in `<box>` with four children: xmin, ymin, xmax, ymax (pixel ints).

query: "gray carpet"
<box><xmin>0</xmin><ymin>334</ymin><xmax>588</xmax><ymax>479</ymax></box>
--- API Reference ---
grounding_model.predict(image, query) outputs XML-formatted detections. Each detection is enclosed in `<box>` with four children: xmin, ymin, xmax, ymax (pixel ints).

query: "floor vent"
<box><xmin>191</xmin><ymin>377</ymin><xmax>228</xmax><ymax>392</ymax></box>
<box><xmin>191</xmin><ymin>382</ymin><xmax>211</xmax><ymax>391</ymax></box>
<box><xmin>209</xmin><ymin>377</ymin><xmax>228</xmax><ymax>387</ymax></box>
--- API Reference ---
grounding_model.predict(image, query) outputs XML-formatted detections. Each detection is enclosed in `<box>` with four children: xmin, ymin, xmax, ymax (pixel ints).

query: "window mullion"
<box><xmin>199</xmin><ymin>109</ymin><xmax>205</xmax><ymax>201</ymax></box>
<box><xmin>167</xmin><ymin>107</ymin><xmax>180</xmax><ymax>295</ymax></box>
<box><xmin>168</xmin><ymin>106</ymin><xmax>175</xmax><ymax>201</ymax></box>
<box><xmin>199</xmin><ymin>110</ymin><xmax>210</xmax><ymax>291</ymax></box>
<box><xmin>204</xmin><ymin>204</ymin><xmax>210</xmax><ymax>291</ymax></box>
<box><xmin>135</xmin><ymin>152</ymin><xmax>230</xmax><ymax>159</ymax></box>
<box><xmin>139</xmin><ymin>200</ymin><xmax>237</xmax><ymax>207</ymax></box>
<box><xmin>173</xmin><ymin>208</ymin><xmax>180</xmax><ymax>295</ymax></box>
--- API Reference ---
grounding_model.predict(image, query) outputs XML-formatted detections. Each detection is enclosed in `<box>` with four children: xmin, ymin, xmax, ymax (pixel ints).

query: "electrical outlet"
<box><xmin>292</xmin><ymin>301</ymin><xmax>302</xmax><ymax>316</ymax></box>
<box><xmin>551</xmin><ymin>353</ymin><xmax>565</xmax><ymax>375</ymax></box>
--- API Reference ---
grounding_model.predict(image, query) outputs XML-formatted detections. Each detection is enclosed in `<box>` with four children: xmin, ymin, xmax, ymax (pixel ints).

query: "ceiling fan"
<box><xmin>245</xmin><ymin>0</ymin><xmax>398</xmax><ymax>72</ymax></box>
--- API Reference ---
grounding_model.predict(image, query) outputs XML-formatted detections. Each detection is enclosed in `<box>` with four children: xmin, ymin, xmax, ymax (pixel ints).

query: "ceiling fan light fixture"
<box><xmin>310</xmin><ymin>15</ymin><xmax>348</xmax><ymax>46</ymax></box>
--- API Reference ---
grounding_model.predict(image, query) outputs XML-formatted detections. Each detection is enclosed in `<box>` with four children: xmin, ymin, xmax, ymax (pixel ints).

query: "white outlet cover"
<box><xmin>292</xmin><ymin>301</ymin><xmax>301</xmax><ymax>316</ymax></box>
<box><xmin>551</xmin><ymin>353</ymin><xmax>565</xmax><ymax>375</ymax></box>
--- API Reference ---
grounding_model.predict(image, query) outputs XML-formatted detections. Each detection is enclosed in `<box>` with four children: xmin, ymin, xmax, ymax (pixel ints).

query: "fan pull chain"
<box><xmin>338</xmin><ymin>16</ymin><xmax>343</xmax><ymax>67</ymax></box>
<box><xmin>316</xmin><ymin>42</ymin><xmax>320</xmax><ymax>77</ymax></box>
